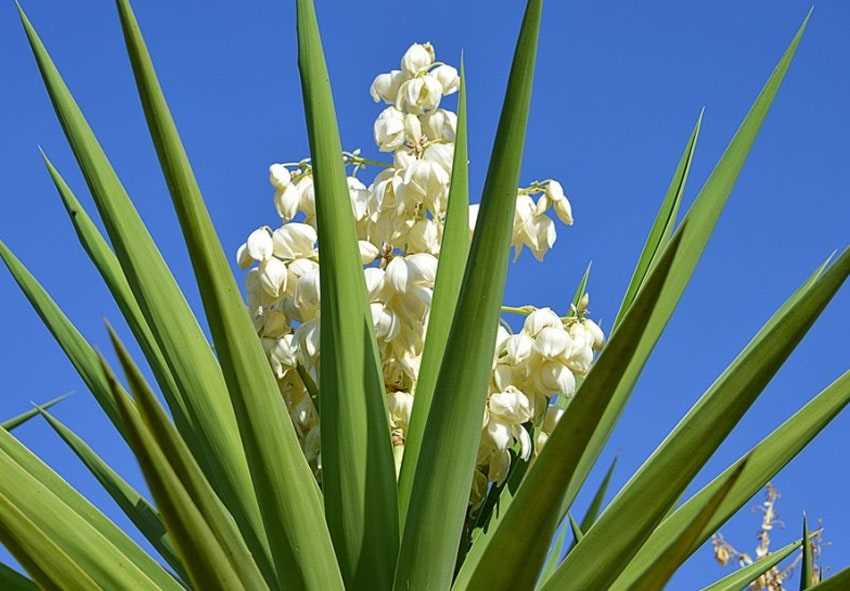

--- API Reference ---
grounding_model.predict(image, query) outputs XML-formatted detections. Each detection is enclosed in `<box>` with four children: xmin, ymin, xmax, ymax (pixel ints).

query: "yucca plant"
<box><xmin>1</xmin><ymin>1</ymin><xmax>848</xmax><ymax>590</ymax></box>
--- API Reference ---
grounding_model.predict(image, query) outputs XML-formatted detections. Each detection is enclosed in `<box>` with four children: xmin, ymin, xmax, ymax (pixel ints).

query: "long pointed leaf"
<box><xmin>698</xmin><ymin>539</ymin><xmax>803</xmax><ymax>591</ymax></box>
<box><xmin>116</xmin><ymin>1</ymin><xmax>344</xmax><ymax>586</ymax></box>
<box><xmin>0</xmin><ymin>242</ymin><xmax>123</xmax><ymax>432</ymax></box>
<box><xmin>106</xmin><ymin>327</ymin><xmax>270</xmax><ymax>590</ymax></box>
<box><xmin>0</xmin><ymin>563</ymin><xmax>37</xmax><ymax>591</ymax></box>
<box><xmin>1</xmin><ymin>393</ymin><xmax>69</xmax><ymax>431</ymax></box>
<box><xmin>801</xmin><ymin>515</ymin><xmax>814</xmax><ymax>589</ymax></box>
<box><xmin>40</xmin><ymin>151</ymin><xmax>194</xmax><ymax>451</ymax></box>
<box><xmin>293</xmin><ymin>0</ymin><xmax>399</xmax><ymax>586</ymax></box>
<box><xmin>627</xmin><ymin>460</ymin><xmax>746</xmax><ymax>591</ymax></box>
<box><xmin>550</xmin><ymin>249</ymin><xmax>850</xmax><ymax>591</ymax></box>
<box><xmin>0</xmin><ymin>492</ymin><xmax>101</xmax><ymax>591</ymax></box>
<box><xmin>17</xmin><ymin>5</ymin><xmax>265</xmax><ymax>556</ymax></box>
<box><xmin>806</xmin><ymin>568</ymin><xmax>850</xmax><ymax>591</ymax></box>
<box><xmin>395</xmin><ymin>2</ymin><xmax>542</xmax><ymax>588</ymax></box>
<box><xmin>578</xmin><ymin>455</ymin><xmax>617</xmax><ymax>533</ymax></box>
<box><xmin>400</xmin><ymin>59</ymin><xmax>470</xmax><ymax>529</ymax></box>
<box><xmin>612</xmin><ymin>109</ymin><xmax>702</xmax><ymax>329</ymax></box>
<box><xmin>38</xmin><ymin>408</ymin><xmax>184</xmax><ymax>577</ymax></box>
<box><xmin>612</xmin><ymin>367</ymin><xmax>850</xmax><ymax>589</ymax></box>
<box><xmin>101</xmin><ymin>356</ymin><xmax>251</xmax><ymax>591</ymax></box>
<box><xmin>455</xmin><ymin>227</ymin><xmax>685</xmax><ymax>591</ymax></box>
<box><xmin>556</xmin><ymin>10</ymin><xmax>813</xmax><ymax>526</ymax></box>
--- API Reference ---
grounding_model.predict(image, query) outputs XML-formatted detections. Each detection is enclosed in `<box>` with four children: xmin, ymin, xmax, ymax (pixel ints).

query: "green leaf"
<box><xmin>294</xmin><ymin>0</ymin><xmax>398</xmax><ymax>587</ymax></box>
<box><xmin>106</xmin><ymin>326</ymin><xmax>272</xmax><ymax>590</ymax></box>
<box><xmin>0</xmin><ymin>242</ymin><xmax>123</xmax><ymax>433</ymax></box>
<box><xmin>801</xmin><ymin>515</ymin><xmax>815</xmax><ymax>589</ymax></box>
<box><xmin>395</xmin><ymin>2</ymin><xmax>542</xmax><ymax>589</ymax></box>
<box><xmin>626</xmin><ymin>459</ymin><xmax>746</xmax><ymax>591</ymax></box>
<box><xmin>400</xmin><ymin>58</ymin><xmax>470</xmax><ymax>530</ymax></box>
<box><xmin>101</xmin><ymin>353</ymin><xmax>253</xmax><ymax>591</ymax></box>
<box><xmin>570</xmin><ymin>261</ymin><xmax>592</xmax><ymax>311</ymax></box>
<box><xmin>567</xmin><ymin>514</ymin><xmax>583</xmax><ymax>544</ymax></box>
<box><xmin>612</xmin><ymin>109</ymin><xmax>702</xmax><ymax>330</ymax></box>
<box><xmin>553</xmin><ymin>249</ymin><xmax>850</xmax><ymax>591</ymax></box>
<box><xmin>0</xmin><ymin>433</ymin><xmax>178</xmax><ymax>590</ymax></box>
<box><xmin>0</xmin><ymin>491</ymin><xmax>101</xmax><ymax>591</ymax></box>
<box><xmin>536</xmin><ymin>457</ymin><xmax>617</xmax><ymax>589</ymax></box>
<box><xmin>806</xmin><ymin>568</ymin><xmax>850</xmax><ymax>591</ymax></box>
<box><xmin>1</xmin><ymin>393</ymin><xmax>69</xmax><ymax>431</ymax></box>
<box><xmin>578</xmin><ymin>455</ymin><xmax>618</xmax><ymax>533</ymax></box>
<box><xmin>455</xmin><ymin>227</ymin><xmax>685</xmax><ymax>591</ymax></box>
<box><xmin>17</xmin><ymin>4</ymin><xmax>265</xmax><ymax>558</ymax></box>
<box><xmin>555</xmin><ymin>9</ymin><xmax>812</xmax><ymax>528</ymax></box>
<box><xmin>0</xmin><ymin>562</ymin><xmax>38</xmax><ymax>591</ymax></box>
<box><xmin>40</xmin><ymin>151</ymin><xmax>195</xmax><ymax>454</ymax></box>
<box><xmin>116</xmin><ymin>1</ymin><xmax>343</xmax><ymax>587</ymax></box>
<box><xmin>611</xmin><ymin>362</ymin><xmax>850</xmax><ymax>589</ymax></box>
<box><xmin>697</xmin><ymin>539</ymin><xmax>802</xmax><ymax>591</ymax></box>
<box><xmin>38</xmin><ymin>408</ymin><xmax>185</xmax><ymax>578</ymax></box>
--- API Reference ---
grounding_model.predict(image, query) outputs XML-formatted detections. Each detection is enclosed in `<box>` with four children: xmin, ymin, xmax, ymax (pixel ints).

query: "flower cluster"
<box><xmin>238</xmin><ymin>42</ymin><xmax>598</xmax><ymax>500</ymax></box>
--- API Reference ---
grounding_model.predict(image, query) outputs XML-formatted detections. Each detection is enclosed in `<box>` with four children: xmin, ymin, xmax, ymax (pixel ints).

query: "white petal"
<box><xmin>236</xmin><ymin>243</ymin><xmax>252</xmax><ymax>269</ymax></box>
<box><xmin>385</xmin><ymin>256</ymin><xmax>409</xmax><ymax>293</ymax></box>
<box><xmin>522</xmin><ymin>307</ymin><xmax>562</xmax><ymax>337</ymax></box>
<box><xmin>534</xmin><ymin>326</ymin><xmax>571</xmax><ymax>359</ymax></box>
<box><xmin>268</xmin><ymin>163</ymin><xmax>291</xmax><ymax>190</ymax></box>
<box><xmin>246</xmin><ymin>227</ymin><xmax>274</xmax><ymax>261</ymax></box>
<box><xmin>358</xmin><ymin>240</ymin><xmax>380</xmax><ymax>265</ymax></box>
<box><xmin>258</xmin><ymin>258</ymin><xmax>288</xmax><ymax>298</ymax></box>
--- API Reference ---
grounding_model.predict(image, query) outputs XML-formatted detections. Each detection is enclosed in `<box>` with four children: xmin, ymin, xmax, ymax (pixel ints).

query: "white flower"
<box><xmin>396</xmin><ymin>75</ymin><xmax>443</xmax><ymax>114</ymax></box>
<box><xmin>363</xmin><ymin>267</ymin><xmax>386</xmax><ymax>301</ymax></box>
<box><xmin>387</xmin><ymin>390</ymin><xmax>414</xmax><ymax>430</ymax></box>
<box><xmin>522</xmin><ymin>307</ymin><xmax>562</xmax><ymax>338</ymax></box>
<box><xmin>406</xmin><ymin>218</ymin><xmax>441</xmax><ymax>255</ymax></box>
<box><xmin>504</xmin><ymin>333</ymin><xmax>535</xmax><ymax>365</ymax></box>
<box><xmin>294</xmin><ymin>268</ymin><xmax>321</xmax><ymax>316</ymax></box>
<box><xmin>267</xmin><ymin>335</ymin><xmax>298</xmax><ymax>378</ymax></box>
<box><xmin>258</xmin><ymin>257</ymin><xmax>288</xmax><ymax>298</ymax></box>
<box><xmin>236</xmin><ymin>243</ymin><xmax>252</xmax><ymax>269</ymax></box>
<box><xmin>404</xmin><ymin>113</ymin><xmax>422</xmax><ymax>144</ymax></box>
<box><xmin>421</xmin><ymin>109</ymin><xmax>457</xmax><ymax>142</ymax></box>
<box><xmin>268</xmin><ymin>163</ymin><xmax>291</xmax><ymax>190</ymax></box>
<box><xmin>534</xmin><ymin>326</ymin><xmax>571</xmax><ymax>359</ymax></box>
<box><xmin>273</xmin><ymin>223</ymin><xmax>317</xmax><ymax>259</ymax></box>
<box><xmin>358</xmin><ymin>240</ymin><xmax>380</xmax><ymax>265</ymax></box>
<box><xmin>371</xmin><ymin>302</ymin><xmax>401</xmax><ymax>342</ymax></box>
<box><xmin>535</xmin><ymin>361</ymin><xmax>577</xmax><ymax>396</ymax></box>
<box><xmin>400</xmin><ymin>42</ymin><xmax>435</xmax><ymax>76</ymax></box>
<box><xmin>488</xmin><ymin>387</ymin><xmax>533</xmax><ymax>424</ymax></box>
<box><xmin>246</xmin><ymin>227</ymin><xmax>274</xmax><ymax>262</ymax></box>
<box><xmin>295</xmin><ymin>175</ymin><xmax>316</xmax><ymax>222</ymax></box>
<box><xmin>374</xmin><ymin>106</ymin><xmax>407</xmax><ymax>152</ymax></box>
<box><xmin>274</xmin><ymin>183</ymin><xmax>301</xmax><ymax>221</ymax></box>
<box><xmin>431</xmin><ymin>64</ymin><xmax>460</xmax><ymax>95</ymax></box>
<box><xmin>582</xmin><ymin>318</ymin><xmax>605</xmax><ymax>351</ymax></box>
<box><xmin>370</xmin><ymin>69</ymin><xmax>405</xmax><ymax>103</ymax></box>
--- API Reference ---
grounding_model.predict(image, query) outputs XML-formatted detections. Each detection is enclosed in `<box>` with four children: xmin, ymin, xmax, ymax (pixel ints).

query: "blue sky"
<box><xmin>1</xmin><ymin>0</ymin><xmax>848</xmax><ymax>588</ymax></box>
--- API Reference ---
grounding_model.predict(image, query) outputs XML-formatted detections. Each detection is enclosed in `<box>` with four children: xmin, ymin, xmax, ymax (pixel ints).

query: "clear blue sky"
<box><xmin>1</xmin><ymin>1</ymin><xmax>848</xmax><ymax>588</ymax></box>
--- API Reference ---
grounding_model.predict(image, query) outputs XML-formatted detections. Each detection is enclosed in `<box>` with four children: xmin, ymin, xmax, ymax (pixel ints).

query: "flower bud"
<box><xmin>258</xmin><ymin>257</ymin><xmax>288</xmax><ymax>298</ymax></box>
<box><xmin>274</xmin><ymin>183</ymin><xmax>301</xmax><ymax>221</ymax></box>
<box><xmin>522</xmin><ymin>307</ymin><xmax>562</xmax><ymax>337</ymax></box>
<box><xmin>273</xmin><ymin>223</ymin><xmax>317</xmax><ymax>259</ymax></box>
<box><xmin>421</xmin><ymin>108</ymin><xmax>457</xmax><ymax>141</ymax></box>
<box><xmin>236</xmin><ymin>243</ymin><xmax>252</xmax><ymax>269</ymax></box>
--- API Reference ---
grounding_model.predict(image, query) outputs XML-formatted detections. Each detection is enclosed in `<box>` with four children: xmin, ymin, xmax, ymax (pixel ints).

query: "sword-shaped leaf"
<box><xmin>805</xmin><ymin>568</ymin><xmax>850</xmax><ymax>591</ymax></box>
<box><xmin>101</xmin><ymin>355</ymin><xmax>253</xmax><ymax>591</ymax></box>
<box><xmin>698</xmin><ymin>539</ymin><xmax>803</xmax><ymax>591</ymax></box>
<box><xmin>40</xmin><ymin>152</ymin><xmax>193</xmax><ymax>451</ymax></box>
<box><xmin>801</xmin><ymin>515</ymin><xmax>815</xmax><ymax>589</ymax></box>
<box><xmin>0</xmin><ymin>492</ymin><xmax>100</xmax><ymax>591</ymax></box>
<box><xmin>116</xmin><ymin>1</ymin><xmax>343</xmax><ymax>586</ymax></box>
<box><xmin>0</xmin><ymin>563</ymin><xmax>37</xmax><ymax>591</ymax></box>
<box><xmin>0</xmin><ymin>242</ymin><xmax>124</xmax><ymax>432</ymax></box>
<box><xmin>1</xmin><ymin>393</ymin><xmax>69</xmax><ymax>431</ymax></box>
<box><xmin>547</xmin><ymin>250</ymin><xmax>850</xmax><ymax>591</ymax></box>
<box><xmin>399</xmin><ymin>59</ymin><xmax>470</xmax><ymax>528</ymax></box>
<box><xmin>294</xmin><ymin>0</ymin><xmax>397</xmax><ymax>586</ymax></box>
<box><xmin>395</xmin><ymin>1</ymin><xmax>542</xmax><ymax>588</ymax></box>
<box><xmin>38</xmin><ymin>408</ymin><xmax>184</xmax><ymax>578</ymax></box>
<box><xmin>626</xmin><ymin>460</ymin><xmax>746</xmax><ymax>591</ymax></box>
<box><xmin>17</xmin><ymin>5</ymin><xmax>265</xmax><ymax>556</ymax></box>
<box><xmin>0</xmin><ymin>431</ymin><xmax>179</xmax><ymax>590</ymax></box>
<box><xmin>611</xmin><ymin>366</ymin><xmax>850</xmax><ymax>589</ymax></box>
